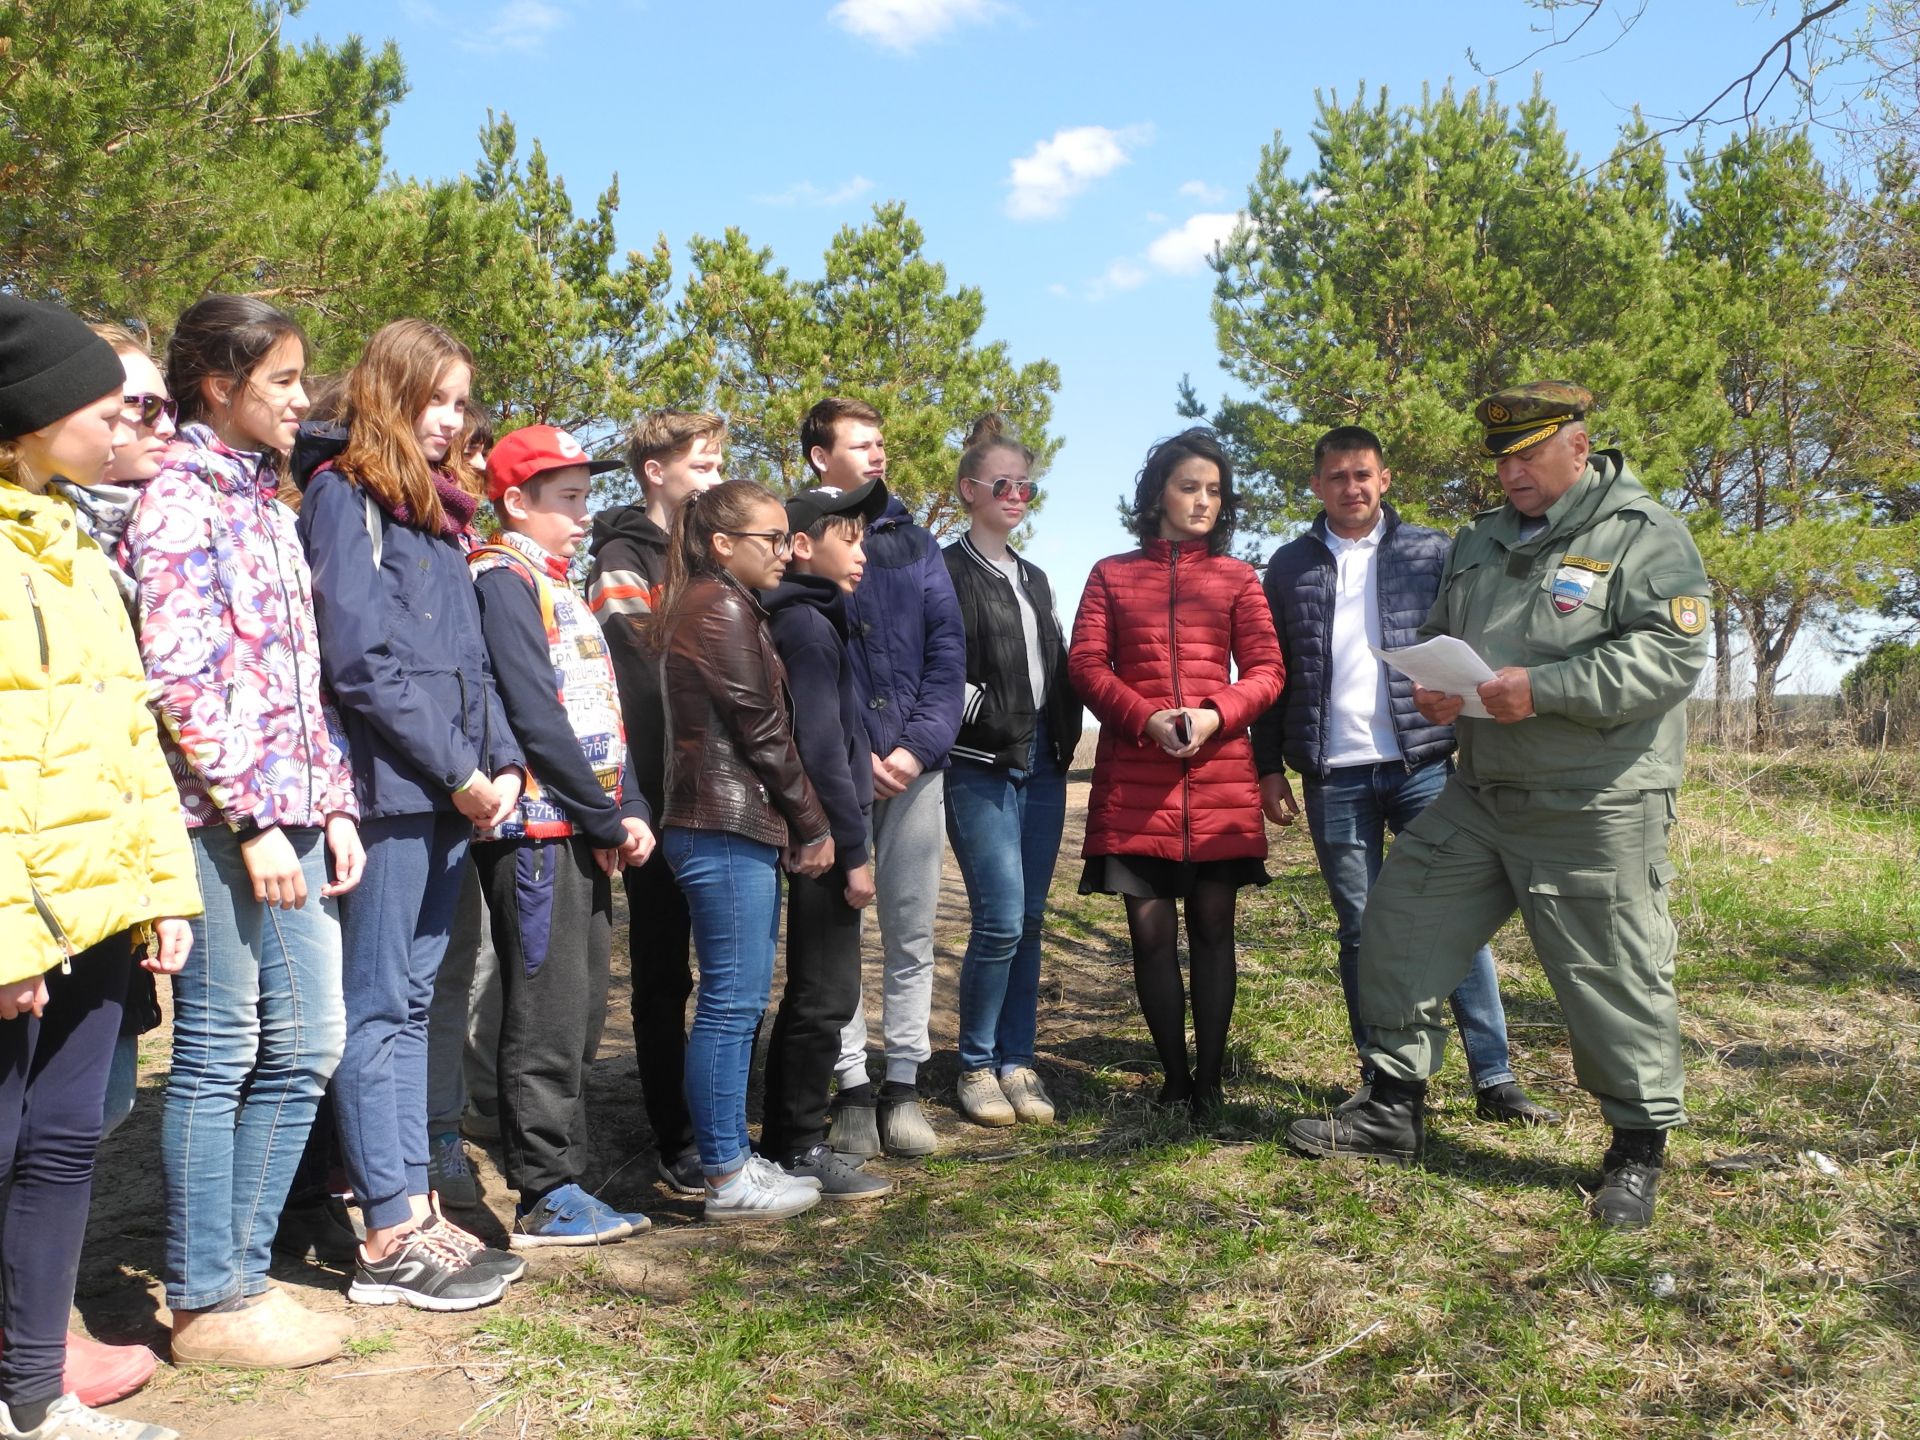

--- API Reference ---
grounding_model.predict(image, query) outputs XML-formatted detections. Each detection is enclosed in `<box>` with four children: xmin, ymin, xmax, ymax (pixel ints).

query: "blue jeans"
<box><xmin>946</xmin><ymin>716</ymin><xmax>1068</xmax><ymax>1074</ymax></box>
<box><xmin>1302</xmin><ymin>759</ymin><xmax>1515</xmax><ymax>1090</ymax></box>
<box><xmin>162</xmin><ymin>827</ymin><xmax>345</xmax><ymax>1309</ymax></box>
<box><xmin>335</xmin><ymin>812</ymin><xmax>469</xmax><ymax>1231</ymax></box>
<box><xmin>667</xmin><ymin>827</ymin><xmax>781</xmax><ymax>1174</ymax></box>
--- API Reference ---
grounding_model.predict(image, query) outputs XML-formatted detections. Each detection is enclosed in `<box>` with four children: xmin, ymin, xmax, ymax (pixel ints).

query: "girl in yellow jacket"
<box><xmin>0</xmin><ymin>298</ymin><xmax>200</xmax><ymax>1440</ymax></box>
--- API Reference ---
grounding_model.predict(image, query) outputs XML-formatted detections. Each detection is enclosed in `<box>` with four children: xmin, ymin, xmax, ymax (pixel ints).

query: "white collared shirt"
<box><xmin>1321</xmin><ymin>514</ymin><xmax>1402</xmax><ymax>768</ymax></box>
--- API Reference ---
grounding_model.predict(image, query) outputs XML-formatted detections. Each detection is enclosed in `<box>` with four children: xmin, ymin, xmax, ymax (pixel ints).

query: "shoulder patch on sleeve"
<box><xmin>1669</xmin><ymin>596</ymin><xmax>1709</xmax><ymax>635</ymax></box>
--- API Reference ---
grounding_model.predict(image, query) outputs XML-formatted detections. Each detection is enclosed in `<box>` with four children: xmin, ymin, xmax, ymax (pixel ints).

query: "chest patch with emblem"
<box><xmin>1550</xmin><ymin>564</ymin><xmax>1597</xmax><ymax>614</ymax></box>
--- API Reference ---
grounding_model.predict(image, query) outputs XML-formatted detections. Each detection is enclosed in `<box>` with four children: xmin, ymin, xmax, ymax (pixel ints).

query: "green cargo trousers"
<box><xmin>1356</xmin><ymin>777</ymin><xmax>1685</xmax><ymax>1130</ymax></box>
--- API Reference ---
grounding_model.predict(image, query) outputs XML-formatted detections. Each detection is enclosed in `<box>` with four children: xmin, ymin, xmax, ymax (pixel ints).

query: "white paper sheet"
<box><xmin>1371</xmin><ymin>637</ymin><xmax>1497</xmax><ymax>719</ymax></box>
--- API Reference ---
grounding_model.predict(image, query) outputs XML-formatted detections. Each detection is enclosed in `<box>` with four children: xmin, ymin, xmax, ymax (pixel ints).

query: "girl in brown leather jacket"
<box><xmin>653</xmin><ymin>480</ymin><xmax>834</xmax><ymax>1223</ymax></box>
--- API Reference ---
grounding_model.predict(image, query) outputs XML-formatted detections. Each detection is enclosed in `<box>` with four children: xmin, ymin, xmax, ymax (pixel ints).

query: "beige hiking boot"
<box><xmin>957</xmin><ymin>1068</ymin><xmax>1016</xmax><ymax>1127</ymax></box>
<box><xmin>999</xmin><ymin>1067</ymin><xmax>1057</xmax><ymax>1124</ymax></box>
<box><xmin>171</xmin><ymin>1292</ymin><xmax>342</xmax><ymax>1369</ymax></box>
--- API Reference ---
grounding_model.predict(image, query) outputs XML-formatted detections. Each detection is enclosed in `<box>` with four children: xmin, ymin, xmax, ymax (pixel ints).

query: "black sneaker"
<box><xmin>656</xmin><ymin>1145</ymin><xmax>705</xmax><ymax>1198</ymax></box>
<box><xmin>272</xmin><ymin>1195</ymin><xmax>363</xmax><ymax>1267</ymax></box>
<box><xmin>423</xmin><ymin>1196</ymin><xmax>528</xmax><ymax>1283</ymax></box>
<box><xmin>783</xmin><ymin>1143</ymin><xmax>892</xmax><ymax>1202</ymax></box>
<box><xmin>346</xmin><ymin>1230</ymin><xmax>508</xmax><ymax>1312</ymax></box>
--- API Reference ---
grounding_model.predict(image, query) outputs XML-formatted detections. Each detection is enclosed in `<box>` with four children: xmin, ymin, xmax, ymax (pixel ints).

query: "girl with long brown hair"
<box><xmin>654</xmin><ymin>480</ymin><xmax>835</xmax><ymax>1222</ymax></box>
<box><xmin>297</xmin><ymin>319</ymin><xmax>526</xmax><ymax>1312</ymax></box>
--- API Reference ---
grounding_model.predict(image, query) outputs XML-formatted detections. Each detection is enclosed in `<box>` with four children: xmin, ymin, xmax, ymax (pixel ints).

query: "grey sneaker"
<box><xmin>828</xmin><ymin>1087</ymin><xmax>882</xmax><ymax>1159</ymax></box>
<box><xmin>428</xmin><ymin>1130</ymin><xmax>478</xmax><ymax>1208</ymax></box>
<box><xmin>783</xmin><ymin>1143</ymin><xmax>892</xmax><ymax>1201</ymax></box>
<box><xmin>656</xmin><ymin>1145</ymin><xmax>704</xmax><ymax>1197</ymax></box>
<box><xmin>999</xmin><ymin>1067</ymin><xmax>1057</xmax><ymax>1124</ymax></box>
<box><xmin>956</xmin><ymin>1069</ymin><xmax>1016</xmax><ymax>1127</ymax></box>
<box><xmin>703</xmin><ymin>1161</ymin><xmax>820</xmax><ymax>1224</ymax></box>
<box><xmin>878</xmin><ymin>1083</ymin><xmax>939</xmax><ymax>1155</ymax></box>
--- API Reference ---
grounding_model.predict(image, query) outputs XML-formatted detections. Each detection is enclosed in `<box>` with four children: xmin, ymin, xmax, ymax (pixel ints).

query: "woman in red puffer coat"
<box><xmin>1068</xmin><ymin>428</ymin><xmax>1283</xmax><ymax>1120</ymax></box>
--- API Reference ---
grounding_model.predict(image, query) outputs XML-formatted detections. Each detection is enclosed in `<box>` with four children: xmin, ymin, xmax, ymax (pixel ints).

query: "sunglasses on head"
<box><xmin>123</xmin><ymin>393</ymin><xmax>178</xmax><ymax>428</ymax></box>
<box><xmin>973</xmin><ymin>477</ymin><xmax>1038</xmax><ymax>502</ymax></box>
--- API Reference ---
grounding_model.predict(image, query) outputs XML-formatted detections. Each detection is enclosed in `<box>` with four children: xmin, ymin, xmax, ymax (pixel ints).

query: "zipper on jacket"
<box><xmin>260</xmin><ymin>484</ymin><xmax>318</xmax><ymax>822</ymax></box>
<box><xmin>1168</xmin><ymin>546</ymin><xmax>1191</xmax><ymax>863</ymax></box>
<box><xmin>21</xmin><ymin>575</ymin><xmax>49</xmax><ymax>672</ymax></box>
<box><xmin>28</xmin><ymin>884</ymin><xmax>75</xmax><ymax>970</ymax></box>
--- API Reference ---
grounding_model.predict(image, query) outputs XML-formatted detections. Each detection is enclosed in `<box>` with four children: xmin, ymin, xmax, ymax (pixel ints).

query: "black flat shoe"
<box><xmin>1474</xmin><ymin>1081</ymin><xmax>1563</xmax><ymax>1127</ymax></box>
<box><xmin>1592</xmin><ymin>1159</ymin><xmax>1662</xmax><ymax>1228</ymax></box>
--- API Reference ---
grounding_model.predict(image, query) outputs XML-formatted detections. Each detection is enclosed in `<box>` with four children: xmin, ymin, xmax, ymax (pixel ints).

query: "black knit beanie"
<box><xmin>0</xmin><ymin>297</ymin><xmax>126</xmax><ymax>442</ymax></box>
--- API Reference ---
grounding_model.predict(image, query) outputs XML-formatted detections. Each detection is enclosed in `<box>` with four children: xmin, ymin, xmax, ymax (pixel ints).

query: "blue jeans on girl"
<box><xmin>335</xmin><ymin>812</ymin><xmax>469</xmax><ymax>1231</ymax></box>
<box><xmin>667</xmin><ymin>827</ymin><xmax>781</xmax><ymax>1174</ymax></box>
<box><xmin>162</xmin><ymin>826</ymin><xmax>345</xmax><ymax>1310</ymax></box>
<box><xmin>946</xmin><ymin>714</ymin><xmax>1068</xmax><ymax>1075</ymax></box>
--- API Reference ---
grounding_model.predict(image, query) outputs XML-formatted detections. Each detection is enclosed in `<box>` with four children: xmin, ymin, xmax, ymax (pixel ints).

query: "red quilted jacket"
<box><xmin>1068</xmin><ymin>539</ymin><xmax>1285</xmax><ymax>862</ymax></box>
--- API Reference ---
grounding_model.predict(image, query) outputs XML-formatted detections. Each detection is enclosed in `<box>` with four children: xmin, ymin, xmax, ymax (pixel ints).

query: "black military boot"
<box><xmin>1285</xmin><ymin>1074</ymin><xmax>1425</xmax><ymax>1165</ymax></box>
<box><xmin>1592</xmin><ymin>1127</ymin><xmax>1666</xmax><ymax>1228</ymax></box>
<box><xmin>1474</xmin><ymin>1080</ymin><xmax>1564</xmax><ymax>1127</ymax></box>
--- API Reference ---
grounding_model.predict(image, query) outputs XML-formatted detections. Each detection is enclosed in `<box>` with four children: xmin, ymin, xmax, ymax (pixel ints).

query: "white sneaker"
<box><xmin>1000</xmin><ymin>1066</ymin><xmax>1057</xmax><ymax>1124</ymax></box>
<box><xmin>750</xmin><ymin>1152</ymin><xmax>821</xmax><ymax>1193</ymax></box>
<box><xmin>0</xmin><ymin>1392</ymin><xmax>180</xmax><ymax>1439</ymax></box>
<box><xmin>957</xmin><ymin>1068</ymin><xmax>1016</xmax><ymax>1127</ymax></box>
<box><xmin>703</xmin><ymin>1160</ymin><xmax>820</xmax><ymax>1224</ymax></box>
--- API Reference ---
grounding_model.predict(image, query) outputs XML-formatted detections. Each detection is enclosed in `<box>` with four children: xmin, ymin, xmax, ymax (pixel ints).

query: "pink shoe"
<box><xmin>0</xmin><ymin>1329</ymin><xmax>158</xmax><ymax>1406</ymax></box>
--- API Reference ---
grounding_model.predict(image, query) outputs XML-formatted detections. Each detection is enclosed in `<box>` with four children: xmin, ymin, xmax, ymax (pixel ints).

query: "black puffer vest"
<box><xmin>943</xmin><ymin>534</ymin><xmax>1082</xmax><ymax>772</ymax></box>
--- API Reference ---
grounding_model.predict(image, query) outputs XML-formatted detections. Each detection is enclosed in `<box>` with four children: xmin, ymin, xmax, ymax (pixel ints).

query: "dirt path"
<box><xmin>84</xmin><ymin>783</ymin><xmax>1157</xmax><ymax>1438</ymax></box>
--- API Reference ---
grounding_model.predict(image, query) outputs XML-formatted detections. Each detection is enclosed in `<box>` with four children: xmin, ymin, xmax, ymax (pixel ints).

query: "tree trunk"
<box><xmin>1712</xmin><ymin>601</ymin><xmax>1734</xmax><ymax>745</ymax></box>
<box><xmin>1752</xmin><ymin>652</ymin><xmax>1779</xmax><ymax>749</ymax></box>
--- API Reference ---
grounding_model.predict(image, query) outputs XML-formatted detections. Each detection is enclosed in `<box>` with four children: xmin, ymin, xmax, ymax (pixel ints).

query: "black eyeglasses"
<box><xmin>722</xmin><ymin>529</ymin><xmax>793</xmax><ymax>557</ymax></box>
<box><xmin>123</xmin><ymin>393</ymin><xmax>178</xmax><ymax>428</ymax></box>
<box><xmin>972</xmin><ymin>477</ymin><xmax>1038</xmax><ymax>502</ymax></box>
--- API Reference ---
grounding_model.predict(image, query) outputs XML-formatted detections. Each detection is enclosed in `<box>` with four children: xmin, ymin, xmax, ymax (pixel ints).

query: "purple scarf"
<box><xmin>391</xmin><ymin>471</ymin><xmax>480</xmax><ymax>540</ymax></box>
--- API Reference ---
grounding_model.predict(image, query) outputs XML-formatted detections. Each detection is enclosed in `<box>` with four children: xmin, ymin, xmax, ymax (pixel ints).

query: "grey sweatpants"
<box><xmin>837</xmin><ymin>768</ymin><xmax>946</xmax><ymax>1087</ymax></box>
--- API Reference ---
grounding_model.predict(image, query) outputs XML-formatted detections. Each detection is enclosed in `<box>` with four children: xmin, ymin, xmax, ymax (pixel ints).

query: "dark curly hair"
<box><xmin>1129</xmin><ymin>427</ymin><xmax>1237</xmax><ymax>555</ymax></box>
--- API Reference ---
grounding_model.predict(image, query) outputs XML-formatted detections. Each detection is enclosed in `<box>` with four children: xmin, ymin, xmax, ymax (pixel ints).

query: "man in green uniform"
<box><xmin>1285</xmin><ymin>382</ymin><xmax>1711</xmax><ymax>1228</ymax></box>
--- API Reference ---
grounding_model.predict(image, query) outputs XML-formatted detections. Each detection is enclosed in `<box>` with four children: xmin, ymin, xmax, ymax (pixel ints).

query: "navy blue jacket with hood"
<box><xmin>760</xmin><ymin>573</ymin><xmax>873</xmax><ymax>872</ymax></box>
<box><xmin>841</xmin><ymin>496</ymin><xmax>966</xmax><ymax>772</ymax></box>
<box><xmin>1251</xmin><ymin>502</ymin><xmax>1456</xmax><ymax>779</ymax></box>
<box><xmin>295</xmin><ymin>435</ymin><xmax>522</xmax><ymax>819</ymax></box>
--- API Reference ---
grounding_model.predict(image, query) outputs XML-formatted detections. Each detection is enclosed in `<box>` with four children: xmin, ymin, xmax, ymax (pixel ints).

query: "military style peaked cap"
<box><xmin>1475</xmin><ymin>381</ymin><xmax>1594</xmax><ymax>456</ymax></box>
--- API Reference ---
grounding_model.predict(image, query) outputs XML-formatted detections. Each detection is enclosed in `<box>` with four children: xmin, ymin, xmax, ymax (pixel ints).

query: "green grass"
<box><xmin>460</xmin><ymin>747</ymin><xmax>1918</xmax><ymax>1438</ymax></box>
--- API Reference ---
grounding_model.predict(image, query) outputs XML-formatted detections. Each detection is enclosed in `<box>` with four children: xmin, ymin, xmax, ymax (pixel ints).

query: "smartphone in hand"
<box><xmin>1172</xmin><ymin>712</ymin><xmax>1193</xmax><ymax>747</ymax></box>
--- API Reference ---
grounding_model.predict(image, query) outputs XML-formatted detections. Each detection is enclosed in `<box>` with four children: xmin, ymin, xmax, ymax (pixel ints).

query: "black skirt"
<box><xmin>1077</xmin><ymin>853</ymin><xmax>1271</xmax><ymax>899</ymax></box>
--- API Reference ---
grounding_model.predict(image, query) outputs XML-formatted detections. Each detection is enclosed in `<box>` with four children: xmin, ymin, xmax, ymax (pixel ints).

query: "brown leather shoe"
<box><xmin>171</xmin><ymin>1294</ymin><xmax>341</xmax><ymax>1369</ymax></box>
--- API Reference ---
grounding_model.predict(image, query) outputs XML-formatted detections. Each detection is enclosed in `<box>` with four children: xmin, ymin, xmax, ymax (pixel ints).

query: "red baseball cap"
<box><xmin>485</xmin><ymin>424</ymin><xmax>621</xmax><ymax>502</ymax></box>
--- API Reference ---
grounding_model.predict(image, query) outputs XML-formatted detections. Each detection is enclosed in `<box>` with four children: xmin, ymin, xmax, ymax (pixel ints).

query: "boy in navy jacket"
<box><xmin>757</xmin><ymin>478</ymin><xmax>891</xmax><ymax>1199</ymax></box>
<box><xmin>469</xmin><ymin>426</ymin><xmax>654</xmax><ymax>1247</ymax></box>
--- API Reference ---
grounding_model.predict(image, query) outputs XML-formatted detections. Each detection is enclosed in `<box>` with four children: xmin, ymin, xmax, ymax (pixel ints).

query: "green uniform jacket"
<box><xmin>1423</xmin><ymin>450</ymin><xmax>1709</xmax><ymax>791</ymax></box>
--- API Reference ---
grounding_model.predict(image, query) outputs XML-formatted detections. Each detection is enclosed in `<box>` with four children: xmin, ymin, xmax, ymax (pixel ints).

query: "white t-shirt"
<box><xmin>991</xmin><ymin>551</ymin><xmax>1046</xmax><ymax>709</ymax></box>
<box><xmin>1322</xmin><ymin>516</ymin><xmax>1402</xmax><ymax>768</ymax></box>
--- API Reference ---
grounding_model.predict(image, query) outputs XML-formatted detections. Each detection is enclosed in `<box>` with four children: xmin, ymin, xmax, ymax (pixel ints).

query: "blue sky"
<box><xmin>288</xmin><ymin>0</ymin><xmax>1876</xmax><ymax>690</ymax></box>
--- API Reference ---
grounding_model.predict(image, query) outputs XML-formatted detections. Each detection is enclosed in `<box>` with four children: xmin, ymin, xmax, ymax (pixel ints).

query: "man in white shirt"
<box><xmin>1253</xmin><ymin>426</ymin><xmax>1557</xmax><ymax>1125</ymax></box>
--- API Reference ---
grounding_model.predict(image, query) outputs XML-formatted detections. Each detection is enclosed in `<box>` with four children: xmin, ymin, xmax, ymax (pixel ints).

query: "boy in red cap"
<box><xmin>468</xmin><ymin>425</ymin><xmax>656</xmax><ymax>1246</ymax></box>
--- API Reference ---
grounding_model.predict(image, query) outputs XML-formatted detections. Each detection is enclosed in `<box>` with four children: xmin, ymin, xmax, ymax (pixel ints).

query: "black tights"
<box><xmin>1125</xmin><ymin>882</ymin><xmax>1238</xmax><ymax>1103</ymax></box>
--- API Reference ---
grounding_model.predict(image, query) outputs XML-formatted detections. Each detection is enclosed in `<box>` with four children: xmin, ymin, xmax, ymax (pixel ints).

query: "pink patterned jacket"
<box><xmin>122</xmin><ymin>424</ymin><xmax>357</xmax><ymax>829</ymax></box>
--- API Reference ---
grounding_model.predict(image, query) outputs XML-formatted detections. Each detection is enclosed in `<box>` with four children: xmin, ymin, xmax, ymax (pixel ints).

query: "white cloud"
<box><xmin>1046</xmin><ymin>282</ymin><xmax>1069</xmax><ymax>297</ymax></box>
<box><xmin>458</xmin><ymin>0</ymin><xmax>566</xmax><ymax>51</ymax></box>
<box><xmin>756</xmin><ymin>175</ymin><xmax>875</xmax><ymax>208</ymax></box>
<box><xmin>1178</xmin><ymin>179</ymin><xmax>1227</xmax><ymax>203</ymax></box>
<box><xmin>829</xmin><ymin>0</ymin><xmax>1006</xmax><ymax>52</ymax></box>
<box><xmin>1144</xmin><ymin>211</ymin><xmax>1244</xmax><ymax>275</ymax></box>
<box><xmin>1084</xmin><ymin>258</ymin><xmax>1150</xmax><ymax>301</ymax></box>
<box><xmin>1005</xmin><ymin>123</ymin><xmax>1153</xmax><ymax>221</ymax></box>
